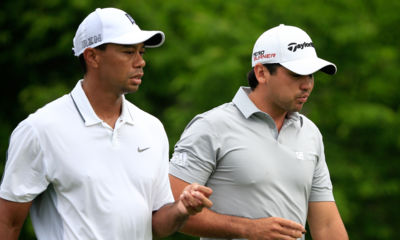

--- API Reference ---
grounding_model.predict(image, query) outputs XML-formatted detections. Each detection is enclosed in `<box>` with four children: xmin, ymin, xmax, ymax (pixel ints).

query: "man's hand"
<box><xmin>177</xmin><ymin>183</ymin><xmax>213</xmax><ymax>215</ymax></box>
<box><xmin>246</xmin><ymin>217</ymin><xmax>306</xmax><ymax>240</ymax></box>
<box><xmin>152</xmin><ymin>183</ymin><xmax>212</xmax><ymax>238</ymax></box>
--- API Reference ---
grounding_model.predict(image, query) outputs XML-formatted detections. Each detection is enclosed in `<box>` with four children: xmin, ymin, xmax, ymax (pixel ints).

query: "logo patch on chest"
<box><xmin>295</xmin><ymin>151</ymin><xmax>304</xmax><ymax>160</ymax></box>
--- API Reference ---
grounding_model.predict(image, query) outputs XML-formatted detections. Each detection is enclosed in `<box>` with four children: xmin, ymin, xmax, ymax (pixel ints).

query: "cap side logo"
<box><xmin>287</xmin><ymin>42</ymin><xmax>314</xmax><ymax>52</ymax></box>
<box><xmin>81</xmin><ymin>34</ymin><xmax>102</xmax><ymax>49</ymax></box>
<box><xmin>253</xmin><ymin>50</ymin><xmax>276</xmax><ymax>61</ymax></box>
<box><xmin>125</xmin><ymin>13</ymin><xmax>135</xmax><ymax>25</ymax></box>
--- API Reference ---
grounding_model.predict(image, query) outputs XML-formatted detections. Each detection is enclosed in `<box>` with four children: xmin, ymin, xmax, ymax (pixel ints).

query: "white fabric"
<box><xmin>0</xmin><ymin>80</ymin><xmax>173</xmax><ymax>240</ymax></box>
<box><xmin>73</xmin><ymin>8</ymin><xmax>165</xmax><ymax>56</ymax></box>
<box><xmin>251</xmin><ymin>24</ymin><xmax>336</xmax><ymax>75</ymax></box>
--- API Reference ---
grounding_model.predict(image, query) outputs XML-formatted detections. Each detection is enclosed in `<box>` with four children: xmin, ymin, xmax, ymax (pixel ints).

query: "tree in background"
<box><xmin>1</xmin><ymin>0</ymin><xmax>399</xmax><ymax>239</ymax></box>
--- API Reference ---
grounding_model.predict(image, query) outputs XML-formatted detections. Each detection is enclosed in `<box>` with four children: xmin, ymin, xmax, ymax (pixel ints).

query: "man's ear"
<box><xmin>83</xmin><ymin>48</ymin><xmax>100</xmax><ymax>69</ymax></box>
<box><xmin>254</xmin><ymin>63</ymin><xmax>270</xmax><ymax>85</ymax></box>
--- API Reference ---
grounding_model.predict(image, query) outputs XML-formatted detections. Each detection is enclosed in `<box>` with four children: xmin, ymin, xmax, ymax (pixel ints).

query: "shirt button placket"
<box><xmin>112</xmin><ymin>130</ymin><xmax>119</xmax><ymax>147</ymax></box>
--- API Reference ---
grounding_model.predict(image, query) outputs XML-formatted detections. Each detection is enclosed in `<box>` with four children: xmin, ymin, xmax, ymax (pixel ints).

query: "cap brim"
<box><xmin>280</xmin><ymin>57</ymin><xmax>337</xmax><ymax>75</ymax></box>
<box><xmin>106</xmin><ymin>30</ymin><xmax>165</xmax><ymax>48</ymax></box>
<box><xmin>143</xmin><ymin>32</ymin><xmax>165</xmax><ymax>48</ymax></box>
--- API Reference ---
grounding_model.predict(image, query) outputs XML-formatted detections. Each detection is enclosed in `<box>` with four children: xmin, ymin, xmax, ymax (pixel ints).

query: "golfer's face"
<box><xmin>268</xmin><ymin>66</ymin><xmax>314</xmax><ymax>112</ymax></box>
<box><xmin>96</xmin><ymin>43</ymin><xmax>146</xmax><ymax>94</ymax></box>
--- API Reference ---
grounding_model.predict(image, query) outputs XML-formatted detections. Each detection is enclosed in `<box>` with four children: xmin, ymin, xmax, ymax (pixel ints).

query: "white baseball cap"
<box><xmin>252</xmin><ymin>24</ymin><xmax>336</xmax><ymax>75</ymax></box>
<box><xmin>73</xmin><ymin>8</ymin><xmax>165</xmax><ymax>57</ymax></box>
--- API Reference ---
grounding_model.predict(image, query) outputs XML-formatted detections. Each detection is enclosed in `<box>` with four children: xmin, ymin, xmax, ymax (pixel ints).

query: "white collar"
<box><xmin>70</xmin><ymin>80</ymin><xmax>135</xmax><ymax>127</ymax></box>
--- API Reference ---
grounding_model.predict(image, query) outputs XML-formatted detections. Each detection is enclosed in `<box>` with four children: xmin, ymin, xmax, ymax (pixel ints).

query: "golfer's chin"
<box><xmin>123</xmin><ymin>84</ymin><xmax>140</xmax><ymax>94</ymax></box>
<box><xmin>291</xmin><ymin>103</ymin><xmax>305</xmax><ymax>112</ymax></box>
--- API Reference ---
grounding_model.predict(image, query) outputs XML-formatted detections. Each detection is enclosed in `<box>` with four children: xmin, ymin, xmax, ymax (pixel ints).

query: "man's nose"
<box><xmin>300</xmin><ymin>75</ymin><xmax>314</xmax><ymax>90</ymax></box>
<box><xmin>134</xmin><ymin>54</ymin><xmax>146</xmax><ymax>68</ymax></box>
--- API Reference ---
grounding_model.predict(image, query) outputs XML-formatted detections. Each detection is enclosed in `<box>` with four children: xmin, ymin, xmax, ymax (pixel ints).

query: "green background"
<box><xmin>1</xmin><ymin>0</ymin><xmax>399</xmax><ymax>239</ymax></box>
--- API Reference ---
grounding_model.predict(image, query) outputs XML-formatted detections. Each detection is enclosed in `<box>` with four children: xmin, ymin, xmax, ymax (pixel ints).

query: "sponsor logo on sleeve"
<box><xmin>170</xmin><ymin>152</ymin><xmax>188</xmax><ymax>166</ymax></box>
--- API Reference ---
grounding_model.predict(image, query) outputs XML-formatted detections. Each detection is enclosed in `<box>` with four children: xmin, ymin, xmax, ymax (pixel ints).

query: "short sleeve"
<box><xmin>309</xmin><ymin>134</ymin><xmax>334</xmax><ymax>202</ymax></box>
<box><xmin>169</xmin><ymin>116</ymin><xmax>219</xmax><ymax>185</ymax></box>
<box><xmin>0</xmin><ymin>120</ymin><xmax>49</xmax><ymax>202</ymax></box>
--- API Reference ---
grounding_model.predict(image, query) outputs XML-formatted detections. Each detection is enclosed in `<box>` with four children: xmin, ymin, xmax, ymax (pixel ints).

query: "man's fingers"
<box><xmin>272</xmin><ymin>217</ymin><xmax>306</xmax><ymax>238</ymax></box>
<box><xmin>278</xmin><ymin>218</ymin><xmax>306</xmax><ymax>233</ymax></box>
<box><xmin>193</xmin><ymin>191</ymin><xmax>213</xmax><ymax>208</ymax></box>
<box><xmin>179</xmin><ymin>183</ymin><xmax>213</xmax><ymax>215</ymax></box>
<box><xmin>202</xmin><ymin>197</ymin><xmax>213</xmax><ymax>208</ymax></box>
<box><xmin>181</xmin><ymin>191</ymin><xmax>201</xmax><ymax>206</ymax></box>
<box><xmin>189</xmin><ymin>190</ymin><xmax>213</xmax><ymax>208</ymax></box>
<box><xmin>191</xmin><ymin>183</ymin><xmax>213</xmax><ymax>197</ymax></box>
<box><xmin>180</xmin><ymin>189</ymin><xmax>213</xmax><ymax>213</ymax></box>
<box><xmin>279</xmin><ymin>227</ymin><xmax>303</xmax><ymax>238</ymax></box>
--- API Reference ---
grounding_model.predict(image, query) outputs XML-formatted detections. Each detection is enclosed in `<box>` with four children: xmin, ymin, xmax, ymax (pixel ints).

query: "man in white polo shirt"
<box><xmin>0</xmin><ymin>7</ymin><xmax>212</xmax><ymax>240</ymax></box>
<box><xmin>169</xmin><ymin>25</ymin><xmax>348</xmax><ymax>239</ymax></box>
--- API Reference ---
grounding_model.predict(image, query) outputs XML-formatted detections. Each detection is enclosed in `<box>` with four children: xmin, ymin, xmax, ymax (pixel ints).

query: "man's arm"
<box><xmin>169</xmin><ymin>175</ymin><xmax>306</xmax><ymax>240</ymax></box>
<box><xmin>307</xmin><ymin>201</ymin><xmax>348</xmax><ymax>240</ymax></box>
<box><xmin>152</xmin><ymin>183</ymin><xmax>213</xmax><ymax>239</ymax></box>
<box><xmin>0</xmin><ymin>198</ymin><xmax>32</xmax><ymax>240</ymax></box>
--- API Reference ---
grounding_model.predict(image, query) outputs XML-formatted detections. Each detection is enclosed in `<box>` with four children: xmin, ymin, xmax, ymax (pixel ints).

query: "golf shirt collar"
<box><xmin>232</xmin><ymin>87</ymin><xmax>260</xmax><ymax>119</ymax></box>
<box><xmin>70</xmin><ymin>80</ymin><xmax>135</xmax><ymax>126</ymax></box>
<box><xmin>232</xmin><ymin>87</ymin><xmax>303</xmax><ymax>128</ymax></box>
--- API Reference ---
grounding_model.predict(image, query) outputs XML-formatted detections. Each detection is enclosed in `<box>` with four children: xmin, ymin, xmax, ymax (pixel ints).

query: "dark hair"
<box><xmin>247</xmin><ymin>63</ymin><xmax>281</xmax><ymax>90</ymax></box>
<box><xmin>78</xmin><ymin>44</ymin><xmax>108</xmax><ymax>74</ymax></box>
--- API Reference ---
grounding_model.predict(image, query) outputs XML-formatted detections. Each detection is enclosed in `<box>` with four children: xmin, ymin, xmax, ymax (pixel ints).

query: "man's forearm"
<box><xmin>181</xmin><ymin>208</ymin><xmax>306</xmax><ymax>239</ymax></box>
<box><xmin>168</xmin><ymin>176</ymin><xmax>304</xmax><ymax>239</ymax></box>
<box><xmin>0</xmin><ymin>221</ymin><xmax>22</xmax><ymax>240</ymax></box>
<box><xmin>0</xmin><ymin>198</ymin><xmax>31</xmax><ymax>240</ymax></box>
<box><xmin>309</xmin><ymin>220</ymin><xmax>348</xmax><ymax>240</ymax></box>
<box><xmin>152</xmin><ymin>202</ymin><xmax>189</xmax><ymax>239</ymax></box>
<box><xmin>308</xmin><ymin>202</ymin><xmax>348</xmax><ymax>240</ymax></box>
<box><xmin>152</xmin><ymin>182</ymin><xmax>213</xmax><ymax>238</ymax></box>
<box><xmin>180</xmin><ymin>207</ymin><xmax>251</xmax><ymax>238</ymax></box>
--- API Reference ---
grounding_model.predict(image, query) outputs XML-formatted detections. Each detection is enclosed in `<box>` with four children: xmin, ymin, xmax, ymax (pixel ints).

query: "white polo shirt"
<box><xmin>0</xmin><ymin>80</ymin><xmax>174</xmax><ymax>240</ymax></box>
<box><xmin>170</xmin><ymin>87</ymin><xmax>334</xmax><ymax>240</ymax></box>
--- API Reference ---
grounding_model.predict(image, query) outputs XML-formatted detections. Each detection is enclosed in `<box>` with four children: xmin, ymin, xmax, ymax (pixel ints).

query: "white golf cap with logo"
<box><xmin>252</xmin><ymin>24</ymin><xmax>336</xmax><ymax>75</ymax></box>
<box><xmin>73</xmin><ymin>8</ymin><xmax>165</xmax><ymax>57</ymax></box>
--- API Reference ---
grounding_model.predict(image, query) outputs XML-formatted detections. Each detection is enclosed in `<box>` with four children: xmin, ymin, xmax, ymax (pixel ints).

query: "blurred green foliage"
<box><xmin>1</xmin><ymin>0</ymin><xmax>399</xmax><ymax>239</ymax></box>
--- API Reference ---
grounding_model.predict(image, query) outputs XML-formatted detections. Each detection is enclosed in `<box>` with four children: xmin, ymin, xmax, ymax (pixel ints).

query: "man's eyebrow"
<box><xmin>120</xmin><ymin>44</ymin><xmax>136</xmax><ymax>49</ymax></box>
<box><xmin>286</xmin><ymin>69</ymin><xmax>312</xmax><ymax>78</ymax></box>
<box><xmin>120</xmin><ymin>44</ymin><xmax>146</xmax><ymax>51</ymax></box>
<box><xmin>286</xmin><ymin>69</ymin><xmax>301</xmax><ymax>76</ymax></box>
<box><xmin>290</xmin><ymin>72</ymin><xmax>313</xmax><ymax>79</ymax></box>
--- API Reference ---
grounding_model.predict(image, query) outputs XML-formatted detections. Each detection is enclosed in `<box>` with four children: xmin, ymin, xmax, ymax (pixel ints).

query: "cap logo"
<box><xmin>287</xmin><ymin>42</ymin><xmax>314</xmax><ymax>52</ymax></box>
<box><xmin>81</xmin><ymin>34</ymin><xmax>102</xmax><ymax>49</ymax></box>
<box><xmin>125</xmin><ymin>13</ymin><xmax>135</xmax><ymax>25</ymax></box>
<box><xmin>253</xmin><ymin>50</ymin><xmax>276</xmax><ymax>61</ymax></box>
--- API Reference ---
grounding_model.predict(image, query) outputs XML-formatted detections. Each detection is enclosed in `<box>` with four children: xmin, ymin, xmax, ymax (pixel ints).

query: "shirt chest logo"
<box><xmin>137</xmin><ymin>147</ymin><xmax>150</xmax><ymax>152</ymax></box>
